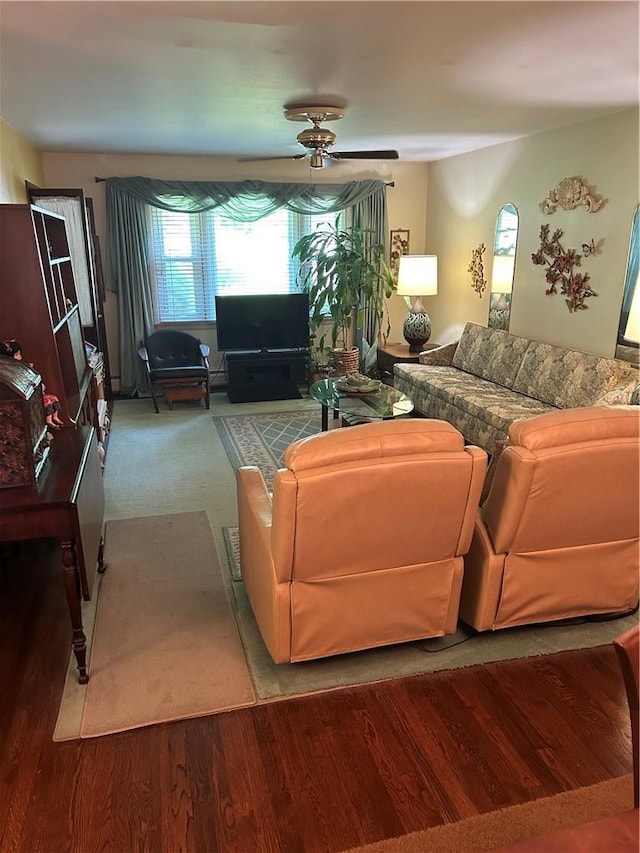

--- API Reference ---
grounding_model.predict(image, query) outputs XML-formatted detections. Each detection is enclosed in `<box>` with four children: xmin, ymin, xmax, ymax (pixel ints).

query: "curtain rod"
<box><xmin>94</xmin><ymin>177</ymin><xmax>394</xmax><ymax>186</ymax></box>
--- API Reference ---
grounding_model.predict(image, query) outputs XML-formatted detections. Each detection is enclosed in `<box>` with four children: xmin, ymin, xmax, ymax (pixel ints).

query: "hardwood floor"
<box><xmin>0</xmin><ymin>540</ymin><xmax>633</xmax><ymax>853</ymax></box>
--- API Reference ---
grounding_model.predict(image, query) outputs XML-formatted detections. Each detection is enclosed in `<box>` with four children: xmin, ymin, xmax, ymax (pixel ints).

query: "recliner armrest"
<box><xmin>418</xmin><ymin>341</ymin><xmax>458</xmax><ymax>365</ymax></box>
<box><xmin>237</xmin><ymin>466</ymin><xmax>273</xmax><ymax>529</ymax></box>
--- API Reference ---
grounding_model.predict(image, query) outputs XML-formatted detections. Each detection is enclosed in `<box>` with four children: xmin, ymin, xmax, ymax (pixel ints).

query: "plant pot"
<box><xmin>330</xmin><ymin>347</ymin><xmax>360</xmax><ymax>377</ymax></box>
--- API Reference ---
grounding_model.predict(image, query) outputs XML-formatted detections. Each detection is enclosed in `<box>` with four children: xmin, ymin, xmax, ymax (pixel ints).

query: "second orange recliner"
<box><xmin>459</xmin><ymin>406</ymin><xmax>640</xmax><ymax>632</ymax></box>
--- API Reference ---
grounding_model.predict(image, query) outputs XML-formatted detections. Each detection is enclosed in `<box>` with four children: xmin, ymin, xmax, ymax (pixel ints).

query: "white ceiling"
<box><xmin>0</xmin><ymin>1</ymin><xmax>638</xmax><ymax>163</ymax></box>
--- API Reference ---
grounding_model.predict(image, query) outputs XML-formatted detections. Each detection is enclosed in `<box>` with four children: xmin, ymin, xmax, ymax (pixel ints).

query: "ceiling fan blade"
<box><xmin>238</xmin><ymin>154</ymin><xmax>307</xmax><ymax>162</ymax></box>
<box><xmin>330</xmin><ymin>150</ymin><xmax>399</xmax><ymax>160</ymax></box>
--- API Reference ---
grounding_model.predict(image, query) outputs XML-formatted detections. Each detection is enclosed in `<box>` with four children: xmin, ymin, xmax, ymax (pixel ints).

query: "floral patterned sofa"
<box><xmin>393</xmin><ymin>322</ymin><xmax>639</xmax><ymax>455</ymax></box>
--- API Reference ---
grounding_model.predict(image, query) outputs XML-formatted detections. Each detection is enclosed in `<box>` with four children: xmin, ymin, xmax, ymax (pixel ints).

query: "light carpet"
<box><xmin>221</xmin><ymin>522</ymin><xmax>638</xmax><ymax>700</ymax></box>
<box><xmin>54</xmin><ymin>511</ymin><xmax>256</xmax><ymax>740</ymax></box>
<box><xmin>341</xmin><ymin>775</ymin><xmax>635</xmax><ymax>853</ymax></box>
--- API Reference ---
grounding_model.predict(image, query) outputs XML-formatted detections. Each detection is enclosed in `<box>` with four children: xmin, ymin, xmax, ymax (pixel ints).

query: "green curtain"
<box><xmin>104</xmin><ymin>177</ymin><xmax>388</xmax><ymax>396</ymax></box>
<box><xmin>105</xmin><ymin>184</ymin><xmax>156</xmax><ymax>396</ymax></box>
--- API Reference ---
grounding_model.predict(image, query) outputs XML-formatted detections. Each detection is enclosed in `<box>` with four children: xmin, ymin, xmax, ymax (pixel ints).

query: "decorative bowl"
<box><xmin>336</xmin><ymin>376</ymin><xmax>381</xmax><ymax>394</ymax></box>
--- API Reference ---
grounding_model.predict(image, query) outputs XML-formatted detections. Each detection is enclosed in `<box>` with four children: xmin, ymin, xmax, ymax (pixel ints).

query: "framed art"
<box><xmin>390</xmin><ymin>229</ymin><xmax>410</xmax><ymax>287</ymax></box>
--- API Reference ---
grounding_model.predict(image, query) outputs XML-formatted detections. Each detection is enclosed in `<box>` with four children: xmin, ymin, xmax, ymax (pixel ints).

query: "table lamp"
<box><xmin>396</xmin><ymin>255</ymin><xmax>438</xmax><ymax>352</ymax></box>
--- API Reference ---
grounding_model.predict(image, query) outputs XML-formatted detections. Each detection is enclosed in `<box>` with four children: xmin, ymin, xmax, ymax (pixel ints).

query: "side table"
<box><xmin>377</xmin><ymin>342</ymin><xmax>439</xmax><ymax>385</ymax></box>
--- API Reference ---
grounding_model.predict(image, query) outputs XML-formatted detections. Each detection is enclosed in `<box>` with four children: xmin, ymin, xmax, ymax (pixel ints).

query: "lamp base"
<box><xmin>403</xmin><ymin>311</ymin><xmax>432</xmax><ymax>353</ymax></box>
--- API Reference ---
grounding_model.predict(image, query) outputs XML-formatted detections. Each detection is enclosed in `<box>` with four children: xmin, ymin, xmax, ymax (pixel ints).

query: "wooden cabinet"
<box><xmin>0</xmin><ymin>204</ymin><xmax>96</xmax><ymax>429</ymax></box>
<box><xmin>25</xmin><ymin>185</ymin><xmax>112</xmax><ymax>398</ymax></box>
<box><xmin>225</xmin><ymin>349</ymin><xmax>308</xmax><ymax>402</ymax></box>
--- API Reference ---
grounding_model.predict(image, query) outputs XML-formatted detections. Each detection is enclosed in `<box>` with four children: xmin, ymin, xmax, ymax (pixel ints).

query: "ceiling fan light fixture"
<box><xmin>284</xmin><ymin>106</ymin><xmax>345</xmax><ymax>123</ymax></box>
<box><xmin>296</xmin><ymin>126</ymin><xmax>336</xmax><ymax>149</ymax></box>
<box><xmin>241</xmin><ymin>99</ymin><xmax>399</xmax><ymax>168</ymax></box>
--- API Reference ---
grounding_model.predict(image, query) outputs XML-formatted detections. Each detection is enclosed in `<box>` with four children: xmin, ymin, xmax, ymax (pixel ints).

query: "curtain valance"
<box><xmin>105</xmin><ymin>176</ymin><xmax>386</xmax><ymax>221</ymax></box>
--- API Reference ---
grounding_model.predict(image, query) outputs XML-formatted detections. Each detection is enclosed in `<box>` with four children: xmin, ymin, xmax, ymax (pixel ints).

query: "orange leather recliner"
<box><xmin>237</xmin><ymin>419</ymin><xmax>487</xmax><ymax>663</ymax></box>
<box><xmin>459</xmin><ymin>406</ymin><xmax>640</xmax><ymax>632</ymax></box>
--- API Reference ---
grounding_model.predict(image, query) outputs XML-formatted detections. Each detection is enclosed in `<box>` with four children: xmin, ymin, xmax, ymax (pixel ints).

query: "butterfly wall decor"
<box><xmin>582</xmin><ymin>238</ymin><xmax>604</xmax><ymax>257</ymax></box>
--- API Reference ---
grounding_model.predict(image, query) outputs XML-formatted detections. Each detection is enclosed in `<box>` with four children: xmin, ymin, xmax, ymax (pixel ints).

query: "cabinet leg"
<box><xmin>61</xmin><ymin>539</ymin><xmax>89</xmax><ymax>684</ymax></box>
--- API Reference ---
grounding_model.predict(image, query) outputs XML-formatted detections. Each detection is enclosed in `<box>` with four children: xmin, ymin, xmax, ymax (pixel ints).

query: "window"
<box><xmin>150</xmin><ymin>205</ymin><xmax>334</xmax><ymax>323</ymax></box>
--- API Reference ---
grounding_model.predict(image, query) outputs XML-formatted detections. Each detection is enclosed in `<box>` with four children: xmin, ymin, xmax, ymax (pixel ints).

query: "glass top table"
<box><xmin>309</xmin><ymin>378</ymin><xmax>414</xmax><ymax>431</ymax></box>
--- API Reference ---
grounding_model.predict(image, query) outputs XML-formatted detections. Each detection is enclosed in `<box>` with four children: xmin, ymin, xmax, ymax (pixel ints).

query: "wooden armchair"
<box><xmin>138</xmin><ymin>330</ymin><xmax>210</xmax><ymax>413</ymax></box>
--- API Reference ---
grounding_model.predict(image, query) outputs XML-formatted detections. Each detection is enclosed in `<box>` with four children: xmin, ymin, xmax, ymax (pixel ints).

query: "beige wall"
<box><xmin>41</xmin><ymin>153</ymin><xmax>428</xmax><ymax>387</ymax></box>
<box><xmin>6</xmin><ymin>109</ymin><xmax>636</xmax><ymax>388</ymax></box>
<box><xmin>0</xmin><ymin>118</ymin><xmax>44</xmax><ymax>203</ymax></box>
<box><xmin>426</xmin><ymin>108</ymin><xmax>639</xmax><ymax>357</ymax></box>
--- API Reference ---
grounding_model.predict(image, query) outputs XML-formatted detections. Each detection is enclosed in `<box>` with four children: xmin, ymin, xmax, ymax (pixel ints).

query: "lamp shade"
<box><xmin>397</xmin><ymin>255</ymin><xmax>438</xmax><ymax>296</ymax></box>
<box><xmin>624</xmin><ymin>278</ymin><xmax>640</xmax><ymax>344</ymax></box>
<box><xmin>491</xmin><ymin>255</ymin><xmax>515</xmax><ymax>294</ymax></box>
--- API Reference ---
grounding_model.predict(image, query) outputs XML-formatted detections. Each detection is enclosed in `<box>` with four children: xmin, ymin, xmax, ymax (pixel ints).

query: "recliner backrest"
<box><xmin>482</xmin><ymin>406</ymin><xmax>640</xmax><ymax>555</ymax></box>
<box><xmin>144</xmin><ymin>330</ymin><xmax>202</xmax><ymax>370</ymax></box>
<box><xmin>269</xmin><ymin>419</ymin><xmax>487</xmax><ymax>583</ymax></box>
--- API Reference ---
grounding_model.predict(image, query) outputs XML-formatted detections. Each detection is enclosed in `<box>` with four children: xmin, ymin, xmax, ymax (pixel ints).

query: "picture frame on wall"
<box><xmin>390</xmin><ymin>229</ymin><xmax>410</xmax><ymax>287</ymax></box>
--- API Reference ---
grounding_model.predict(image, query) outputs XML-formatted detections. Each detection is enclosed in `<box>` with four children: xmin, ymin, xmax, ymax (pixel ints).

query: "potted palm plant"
<box><xmin>292</xmin><ymin>218</ymin><xmax>393</xmax><ymax>376</ymax></box>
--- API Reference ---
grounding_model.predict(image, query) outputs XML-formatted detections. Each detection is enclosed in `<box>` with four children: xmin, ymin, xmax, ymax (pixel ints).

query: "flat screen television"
<box><xmin>215</xmin><ymin>293</ymin><xmax>310</xmax><ymax>352</ymax></box>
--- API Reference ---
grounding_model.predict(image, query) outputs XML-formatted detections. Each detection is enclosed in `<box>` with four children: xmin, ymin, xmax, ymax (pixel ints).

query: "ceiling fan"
<box><xmin>240</xmin><ymin>105</ymin><xmax>399</xmax><ymax>169</ymax></box>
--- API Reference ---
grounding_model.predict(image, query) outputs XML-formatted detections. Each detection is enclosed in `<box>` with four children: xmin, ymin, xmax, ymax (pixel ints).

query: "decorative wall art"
<box><xmin>531</xmin><ymin>225</ymin><xmax>602</xmax><ymax>313</ymax></box>
<box><xmin>468</xmin><ymin>243</ymin><xmax>487</xmax><ymax>297</ymax></box>
<box><xmin>390</xmin><ymin>229</ymin><xmax>410</xmax><ymax>287</ymax></box>
<box><xmin>539</xmin><ymin>176</ymin><xmax>606</xmax><ymax>215</ymax></box>
<box><xmin>581</xmin><ymin>238</ymin><xmax>604</xmax><ymax>258</ymax></box>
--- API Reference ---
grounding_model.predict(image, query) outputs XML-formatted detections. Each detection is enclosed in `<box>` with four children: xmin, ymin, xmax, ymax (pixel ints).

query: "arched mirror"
<box><xmin>488</xmin><ymin>203</ymin><xmax>519</xmax><ymax>331</ymax></box>
<box><xmin>616</xmin><ymin>204</ymin><xmax>639</xmax><ymax>365</ymax></box>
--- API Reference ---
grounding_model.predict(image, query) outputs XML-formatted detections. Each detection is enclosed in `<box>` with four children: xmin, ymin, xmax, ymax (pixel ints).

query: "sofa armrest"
<box><xmin>419</xmin><ymin>341</ymin><xmax>458</xmax><ymax>366</ymax></box>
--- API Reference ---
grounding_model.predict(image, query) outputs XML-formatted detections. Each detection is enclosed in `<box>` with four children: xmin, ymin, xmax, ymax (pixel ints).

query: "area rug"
<box><xmin>53</xmin><ymin>511</ymin><xmax>256</xmax><ymax>740</ymax></box>
<box><xmin>221</xmin><ymin>526</ymin><xmax>638</xmax><ymax>701</ymax></box>
<box><xmin>213</xmin><ymin>408</ymin><xmax>320</xmax><ymax>489</ymax></box>
<box><xmin>340</xmin><ymin>775</ymin><xmax>634</xmax><ymax>852</ymax></box>
<box><xmin>223</xmin><ymin>525</ymin><xmax>241</xmax><ymax>581</ymax></box>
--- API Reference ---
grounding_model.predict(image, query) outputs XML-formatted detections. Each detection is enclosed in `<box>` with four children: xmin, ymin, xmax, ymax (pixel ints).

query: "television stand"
<box><xmin>225</xmin><ymin>350</ymin><xmax>308</xmax><ymax>403</ymax></box>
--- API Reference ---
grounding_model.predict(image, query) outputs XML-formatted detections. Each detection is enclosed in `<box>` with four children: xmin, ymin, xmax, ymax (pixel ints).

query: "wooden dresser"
<box><xmin>0</xmin><ymin>427</ymin><xmax>105</xmax><ymax>683</ymax></box>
